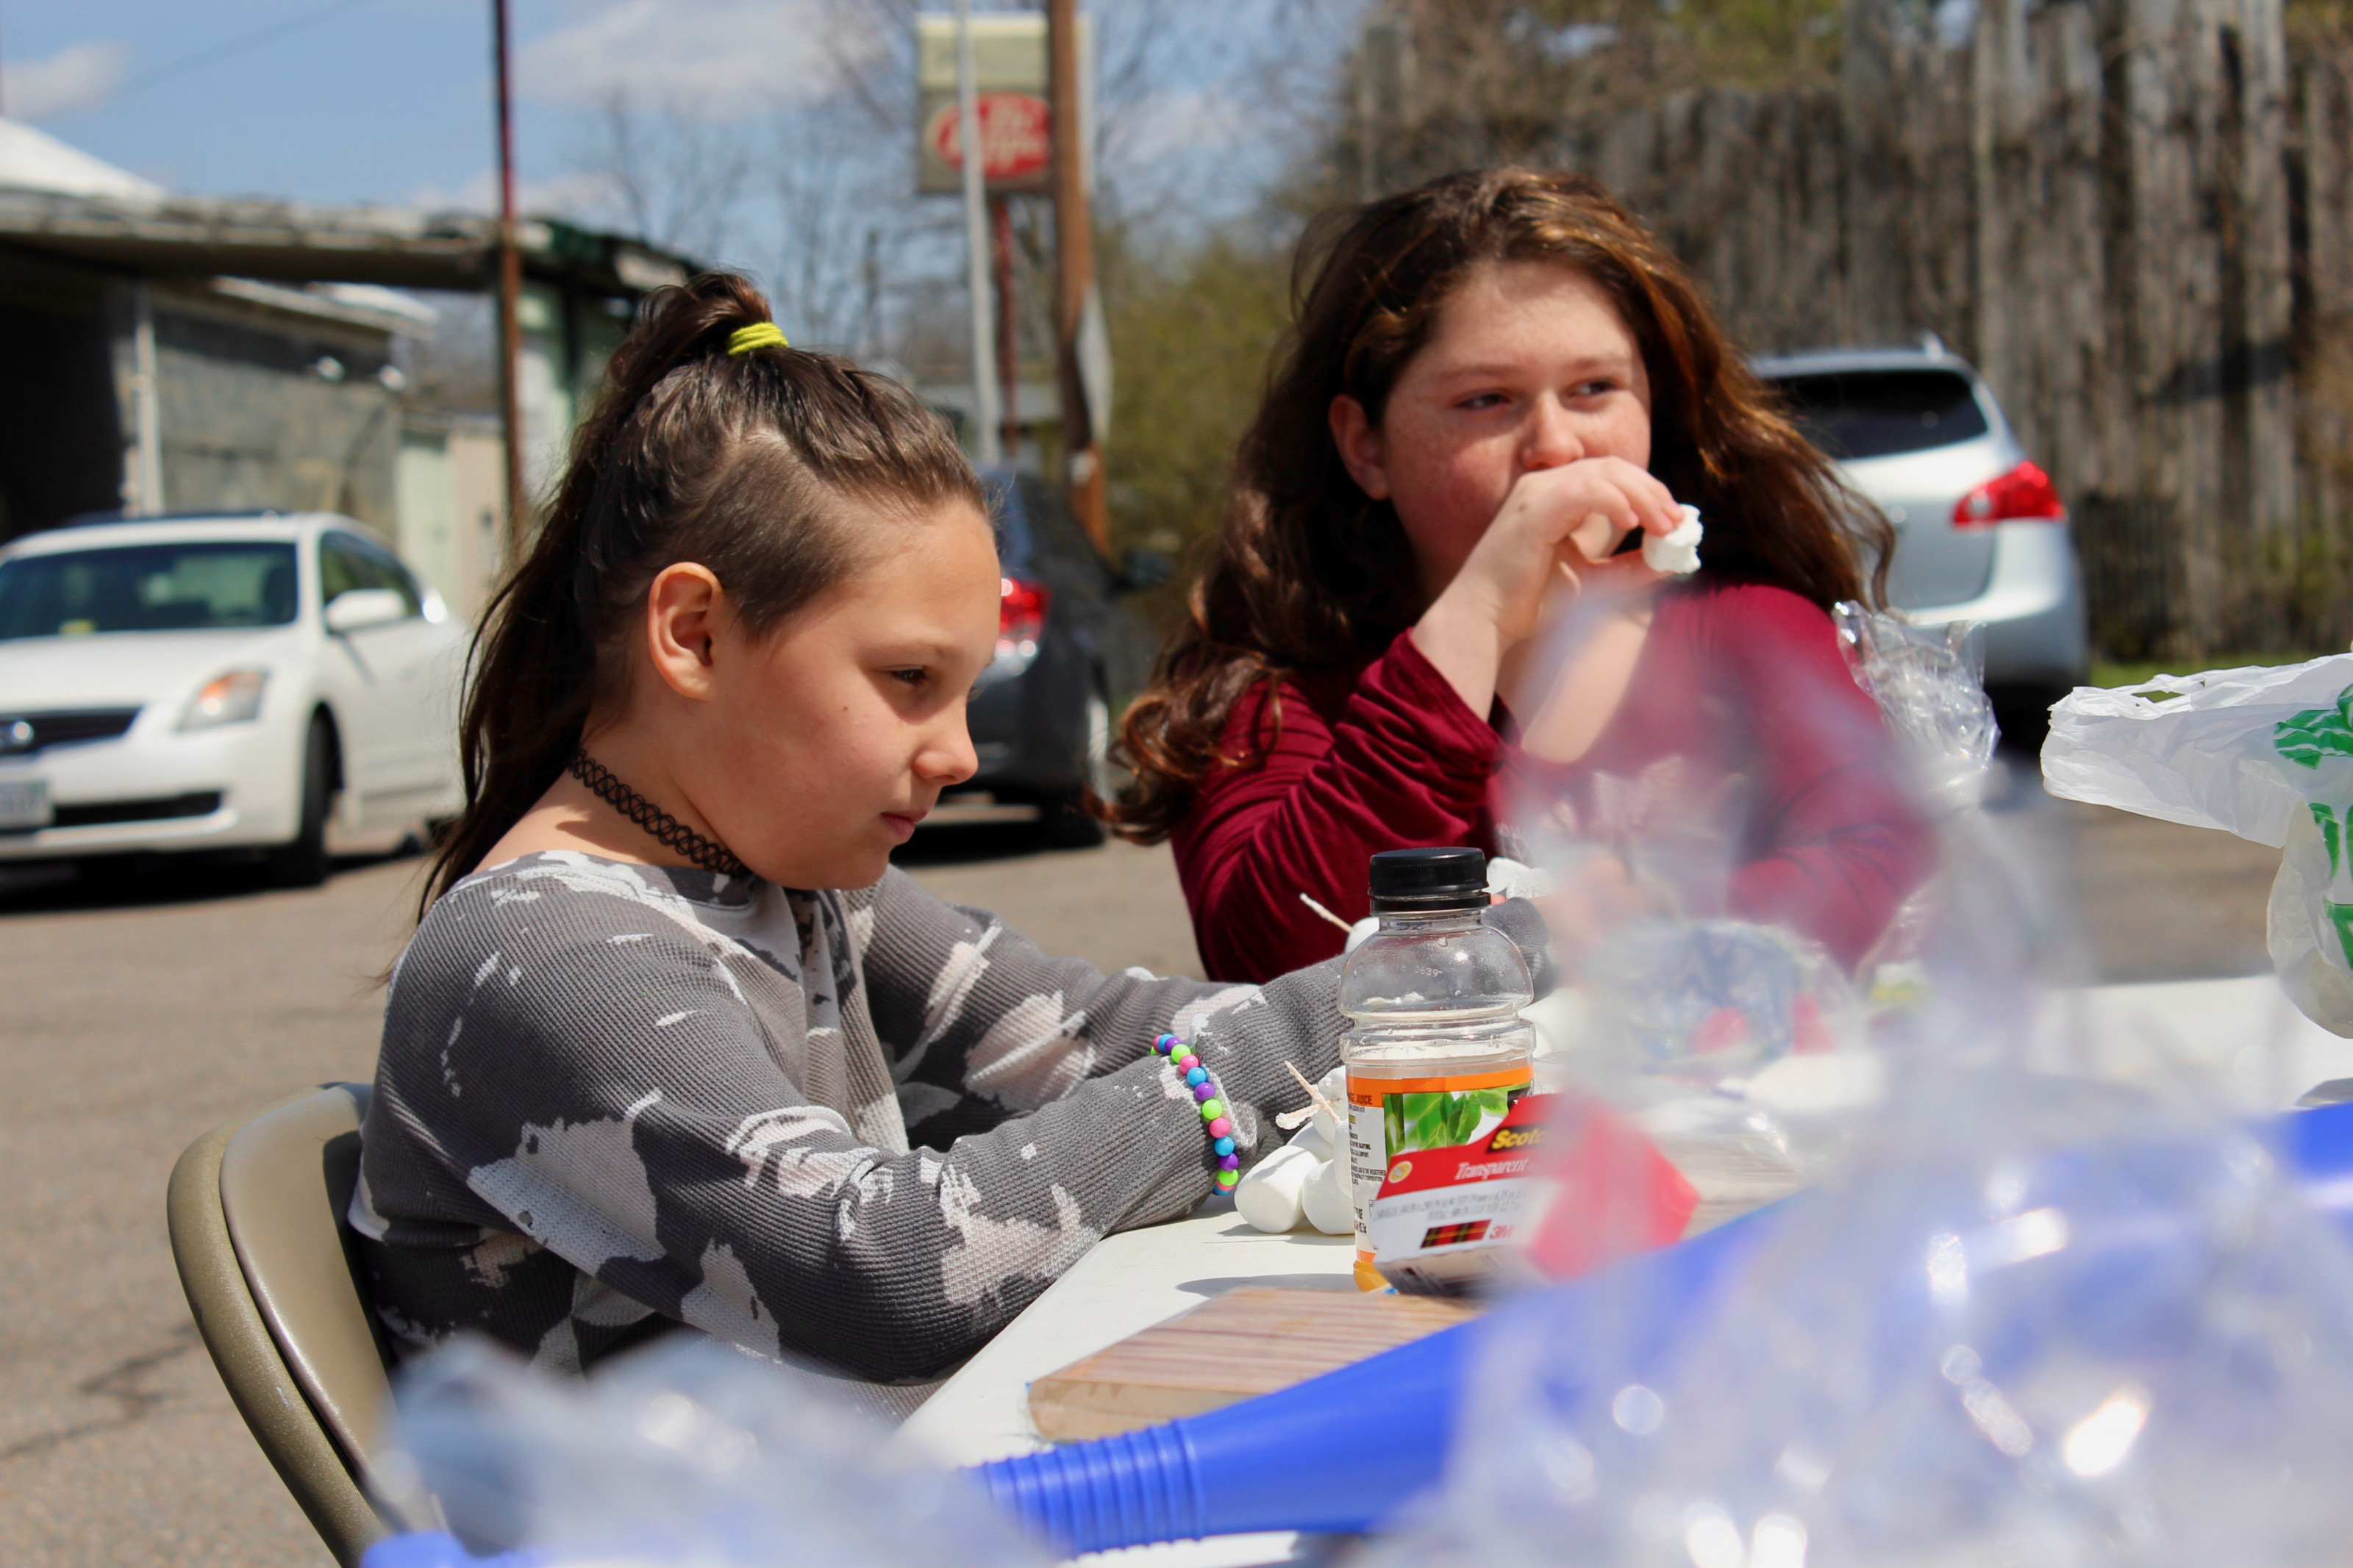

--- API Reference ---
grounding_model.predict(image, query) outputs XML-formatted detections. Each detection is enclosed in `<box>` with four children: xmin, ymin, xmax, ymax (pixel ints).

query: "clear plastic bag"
<box><xmin>1371</xmin><ymin>1070</ymin><xmax>2353</xmax><ymax>1568</ymax></box>
<box><xmin>1833</xmin><ymin>602</ymin><xmax>1997</xmax><ymax>813</ymax></box>
<box><xmin>369</xmin><ymin>1335</ymin><xmax>1048</xmax><ymax>1568</ymax></box>
<box><xmin>1580</xmin><ymin>920</ymin><xmax>1857</xmax><ymax>1083</ymax></box>
<box><xmin>1368</xmin><ymin>637</ymin><xmax>2353</xmax><ymax>1566</ymax></box>
<box><xmin>1556</xmin><ymin>918</ymin><xmax>1868</xmax><ymax>1222</ymax></box>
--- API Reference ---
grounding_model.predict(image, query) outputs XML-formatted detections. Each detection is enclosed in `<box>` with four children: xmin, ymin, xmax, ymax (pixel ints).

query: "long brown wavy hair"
<box><xmin>420</xmin><ymin>271</ymin><xmax>979</xmax><ymax>912</ymax></box>
<box><xmin>1105</xmin><ymin>166</ymin><xmax>1890</xmax><ymax>843</ymax></box>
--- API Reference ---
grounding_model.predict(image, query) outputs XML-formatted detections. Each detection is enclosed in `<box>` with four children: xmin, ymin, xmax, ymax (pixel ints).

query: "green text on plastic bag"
<box><xmin>2274</xmin><ymin>684</ymin><xmax>2353</xmax><ymax>767</ymax></box>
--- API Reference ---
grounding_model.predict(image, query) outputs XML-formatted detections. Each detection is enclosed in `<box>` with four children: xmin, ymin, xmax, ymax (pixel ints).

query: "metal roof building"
<box><xmin>0</xmin><ymin>119</ymin><xmax>693</xmax><ymax>601</ymax></box>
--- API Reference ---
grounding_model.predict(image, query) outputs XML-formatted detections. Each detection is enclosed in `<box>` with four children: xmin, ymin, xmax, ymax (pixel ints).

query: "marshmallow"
<box><xmin>1243</xmin><ymin>1066</ymin><xmax>1358</xmax><ymax>1234</ymax></box>
<box><xmin>1234</xmin><ymin>1143</ymin><xmax>1318</xmax><ymax>1233</ymax></box>
<box><xmin>1486</xmin><ymin>856</ymin><xmax>1552</xmax><ymax>901</ymax></box>
<box><xmin>1643</xmin><ymin>504</ymin><xmax>1704</xmax><ymax>575</ymax></box>
<box><xmin>1301</xmin><ymin>1146</ymin><xmax>1357</xmax><ymax>1235</ymax></box>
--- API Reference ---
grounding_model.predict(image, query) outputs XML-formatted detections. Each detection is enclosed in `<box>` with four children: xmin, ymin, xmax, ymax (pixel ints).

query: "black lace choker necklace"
<box><xmin>568</xmin><ymin>751</ymin><xmax>751</xmax><ymax>880</ymax></box>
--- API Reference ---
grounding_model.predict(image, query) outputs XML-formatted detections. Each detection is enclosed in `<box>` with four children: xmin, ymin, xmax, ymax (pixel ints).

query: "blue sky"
<box><xmin>1</xmin><ymin>1</ymin><xmax>1352</xmax><ymax>223</ymax></box>
<box><xmin>7</xmin><ymin>0</ymin><xmax>540</xmax><ymax>206</ymax></box>
<box><xmin>2</xmin><ymin>0</ymin><xmax>1358</xmax><ymax>368</ymax></box>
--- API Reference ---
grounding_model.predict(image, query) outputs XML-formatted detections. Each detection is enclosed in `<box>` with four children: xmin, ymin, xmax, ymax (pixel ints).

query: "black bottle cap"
<box><xmin>1368</xmin><ymin>846</ymin><xmax>1488</xmax><ymax>913</ymax></box>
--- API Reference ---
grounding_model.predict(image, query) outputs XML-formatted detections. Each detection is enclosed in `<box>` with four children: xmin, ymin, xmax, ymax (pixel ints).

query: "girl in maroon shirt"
<box><xmin>1107</xmin><ymin>169</ymin><xmax>1931</xmax><ymax>983</ymax></box>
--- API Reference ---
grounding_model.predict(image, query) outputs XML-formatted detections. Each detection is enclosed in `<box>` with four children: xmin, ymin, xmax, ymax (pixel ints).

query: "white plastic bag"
<box><xmin>2043</xmin><ymin>653</ymin><xmax>2353</xmax><ymax>1034</ymax></box>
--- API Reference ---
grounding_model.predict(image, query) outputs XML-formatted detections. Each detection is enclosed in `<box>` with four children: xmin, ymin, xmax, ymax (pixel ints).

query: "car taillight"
<box><xmin>999</xmin><ymin>576</ymin><xmax>1049</xmax><ymax>661</ymax></box>
<box><xmin>1952</xmin><ymin>460</ymin><xmax>2064</xmax><ymax>527</ymax></box>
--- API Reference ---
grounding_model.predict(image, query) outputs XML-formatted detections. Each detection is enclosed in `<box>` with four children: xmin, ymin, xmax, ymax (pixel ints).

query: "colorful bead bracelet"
<box><xmin>1153</xmin><ymin>1032</ymin><xmax>1243</xmax><ymax>1192</ymax></box>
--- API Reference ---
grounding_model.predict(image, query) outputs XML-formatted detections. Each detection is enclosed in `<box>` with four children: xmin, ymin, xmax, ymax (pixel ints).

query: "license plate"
<box><xmin>0</xmin><ymin>777</ymin><xmax>51</xmax><ymax>830</ymax></box>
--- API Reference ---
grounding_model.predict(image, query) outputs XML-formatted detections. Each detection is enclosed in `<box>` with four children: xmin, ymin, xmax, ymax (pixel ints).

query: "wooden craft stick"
<box><xmin>1297</xmin><ymin>892</ymin><xmax>1356</xmax><ymax>934</ymax></box>
<box><xmin>1284</xmin><ymin>1059</ymin><xmax>1342</xmax><ymax>1123</ymax></box>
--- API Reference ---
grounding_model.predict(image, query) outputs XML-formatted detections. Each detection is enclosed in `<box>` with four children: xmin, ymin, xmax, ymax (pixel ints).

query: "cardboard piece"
<box><xmin>1026</xmin><ymin>1285</ymin><xmax>1477</xmax><ymax>1442</ymax></box>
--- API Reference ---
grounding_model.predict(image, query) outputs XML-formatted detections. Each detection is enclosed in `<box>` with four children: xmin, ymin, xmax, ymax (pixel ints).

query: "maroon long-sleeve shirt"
<box><xmin>1168</xmin><ymin>581</ymin><xmax>1935</xmax><ymax>982</ymax></box>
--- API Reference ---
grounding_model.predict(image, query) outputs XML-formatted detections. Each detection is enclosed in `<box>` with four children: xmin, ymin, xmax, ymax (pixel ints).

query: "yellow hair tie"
<box><xmin>727</xmin><ymin>322</ymin><xmax>788</xmax><ymax>356</ymax></box>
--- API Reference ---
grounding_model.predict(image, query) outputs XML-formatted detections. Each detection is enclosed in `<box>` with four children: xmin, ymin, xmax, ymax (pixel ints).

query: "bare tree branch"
<box><xmin>590</xmin><ymin>90</ymin><xmax>756</xmax><ymax>264</ymax></box>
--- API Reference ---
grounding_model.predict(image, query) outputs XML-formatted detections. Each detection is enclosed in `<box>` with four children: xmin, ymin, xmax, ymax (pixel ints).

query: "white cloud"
<box><xmin>518</xmin><ymin>0</ymin><xmax>881</xmax><ymax>120</ymax></box>
<box><xmin>4</xmin><ymin>41</ymin><xmax>132</xmax><ymax>122</ymax></box>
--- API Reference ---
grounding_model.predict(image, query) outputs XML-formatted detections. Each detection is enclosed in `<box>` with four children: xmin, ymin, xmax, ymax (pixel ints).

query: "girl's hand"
<box><xmin>1413</xmin><ymin>457</ymin><xmax>1683</xmax><ymax>716</ymax></box>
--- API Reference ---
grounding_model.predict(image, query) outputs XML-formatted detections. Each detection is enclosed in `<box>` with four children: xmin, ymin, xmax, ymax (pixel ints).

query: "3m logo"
<box><xmin>1418</xmin><ymin>1220</ymin><xmax>1492</xmax><ymax>1250</ymax></box>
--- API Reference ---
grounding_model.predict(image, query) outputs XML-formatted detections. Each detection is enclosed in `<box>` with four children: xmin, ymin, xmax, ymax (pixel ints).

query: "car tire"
<box><xmin>266</xmin><ymin>715</ymin><xmax>335</xmax><ymax>888</ymax></box>
<box><xmin>1040</xmin><ymin>685</ymin><xmax>1113</xmax><ymax>849</ymax></box>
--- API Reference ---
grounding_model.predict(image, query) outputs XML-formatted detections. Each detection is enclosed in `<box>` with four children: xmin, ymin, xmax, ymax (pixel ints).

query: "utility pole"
<box><xmin>1047</xmin><ymin>0</ymin><xmax>1107</xmax><ymax>552</ymax></box>
<box><xmin>491</xmin><ymin>0</ymin><xmax>529</xmax><ymax>562</ymax></box>
<box><xmin>992</xmin><ymin>196</ymin><xmax>1020</xmax><ymax>462</ymax></box>
<box><xmin>1357</xmin><ymin>16</ymin><xmax>1407</xmax><ymax>202</ymax></box>
<box><xmin>954</xmin><ymin>0</ymin><xmax>1001</xmax><ymax>468</ymax></box>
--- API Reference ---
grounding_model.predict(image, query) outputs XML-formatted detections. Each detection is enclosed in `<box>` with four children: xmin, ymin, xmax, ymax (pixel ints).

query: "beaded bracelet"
<box><xmin>1152</xmin><ymin>1032</ymin><xmax>1243</xmax><ymax>1191</ymax></box>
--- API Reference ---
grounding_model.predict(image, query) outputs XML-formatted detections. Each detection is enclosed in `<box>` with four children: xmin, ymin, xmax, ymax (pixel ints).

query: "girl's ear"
<box><xmin>1329</xmin><ymin>395</ymin><xmax>1391</xmax><ymax>501</ymax></box>
<box><xmin>644</xmin><ymin>562</ymin><xmax>726</xmax><ymax>702</ymax></box>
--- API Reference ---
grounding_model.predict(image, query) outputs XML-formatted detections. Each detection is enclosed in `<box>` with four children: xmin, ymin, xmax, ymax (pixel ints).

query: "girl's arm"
<box><xmin>1408</xmin><ymin>455</ymin><xmax>1677</xmax><ymax>717</ymax></box>
<box><xmin>1171</xmin><ymin>457</ymin><xmax>1680</xmax><ymax>985</ymax></box>
<box><xmin>1168</xmin><ymin>631</ymin><xmax>1503</xmax><ymax>984</ymax></box>
<box><xmin>366</xmin><ymin>876</ymin><xmax>1343</xmax><ymax>1382</ymax></box>
<box><xmin>852</xmin><ymin>871</ymin><xmax>1556</xmax><ymax>1145</ymax></box>
<box><xmin>1712</xmin><ymin>587</ymin><xmax>1938</xmax><ymax>967</ymax></box>
<box><xmin>853</xmin><ymin>866</ymin><xmax>1357</xmax><ymax>1149</ymax></box>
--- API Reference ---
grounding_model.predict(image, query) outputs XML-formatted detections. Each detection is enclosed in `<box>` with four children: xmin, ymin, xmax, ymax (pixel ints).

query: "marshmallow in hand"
<box><xmin>1642</xmin><ymin>505</ymin><xmax>1704</xmax><ymax>575</ymax></box>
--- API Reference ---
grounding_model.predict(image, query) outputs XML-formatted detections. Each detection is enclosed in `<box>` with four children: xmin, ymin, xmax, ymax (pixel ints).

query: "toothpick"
<box><xmin>1298</xmin><ymin>892</ymin><xmax>1355</xmax><ymax>934</ymax></box>
<box><xmin>1283</xmin><ymin>1059</ymin><xmax>1343</xmax><ymax>1124</ymax></box>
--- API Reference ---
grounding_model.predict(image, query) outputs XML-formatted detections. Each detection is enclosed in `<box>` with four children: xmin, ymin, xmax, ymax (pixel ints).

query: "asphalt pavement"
<box><xmin>0</xmin><ymin>776</ymin><xmax>2288</xmax><ymax>1565</ymax></box>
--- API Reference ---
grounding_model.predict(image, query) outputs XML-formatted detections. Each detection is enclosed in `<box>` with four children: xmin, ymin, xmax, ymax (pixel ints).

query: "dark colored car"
<box><xmin>960</xmin><ymin>470</ymin><xmax>1163</xmax><ymax>843</ymax></box>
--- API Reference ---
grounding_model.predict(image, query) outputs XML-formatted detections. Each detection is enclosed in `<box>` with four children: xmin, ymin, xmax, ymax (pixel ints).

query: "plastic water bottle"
<box><xmin>1340</xmin><ymin>847</ymin><xmax>1535</xmax><ymax>1289</ymax></box>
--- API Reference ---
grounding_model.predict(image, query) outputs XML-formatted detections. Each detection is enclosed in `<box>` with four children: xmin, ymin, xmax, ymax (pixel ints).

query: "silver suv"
<box><xmin>1754</xmin><ymin>344</ymin><xmax>2089</xmax><ymax>745</ymax></box>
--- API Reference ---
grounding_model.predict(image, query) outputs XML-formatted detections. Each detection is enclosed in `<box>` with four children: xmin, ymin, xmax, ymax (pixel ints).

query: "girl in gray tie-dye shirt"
<box><xmin>353</xmin><ymin>273</ymin><xmax>1543</xmax><ymax>1383</ymax></box>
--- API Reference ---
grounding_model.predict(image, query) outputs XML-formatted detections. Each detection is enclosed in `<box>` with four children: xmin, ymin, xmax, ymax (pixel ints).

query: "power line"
<box><xmin>118</xmin><ymin>0</ymin><xmax>382</xmax><ymax>97</ymax></box>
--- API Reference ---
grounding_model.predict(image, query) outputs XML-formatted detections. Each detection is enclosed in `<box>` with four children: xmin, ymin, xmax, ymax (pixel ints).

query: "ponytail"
<box><xmin>421</xmin><ymin>272</ymin><xmax>979</xmax><ymax>911</ymax></box>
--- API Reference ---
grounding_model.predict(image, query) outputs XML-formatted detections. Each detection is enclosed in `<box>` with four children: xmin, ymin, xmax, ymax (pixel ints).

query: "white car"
<box><xmin>1755</xmin><ymin>345</ymin><xmax>2090</xmax><ymax>747</ymax></box>
<box><xmin>0</xmin><ymin>513</ymin><xmax>469</xmax><ymax>884</ymax></box>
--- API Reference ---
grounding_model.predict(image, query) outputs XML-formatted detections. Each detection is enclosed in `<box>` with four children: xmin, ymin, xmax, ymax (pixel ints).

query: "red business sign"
<box><xmin>926</xmin><ymin>91</ymin><xmax>1053</xmax><ymax>187</ymax></box>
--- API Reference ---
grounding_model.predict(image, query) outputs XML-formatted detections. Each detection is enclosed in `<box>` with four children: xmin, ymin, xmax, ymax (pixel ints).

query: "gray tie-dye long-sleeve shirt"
<box><xmin>351</xmin><ymin>850</ymin><xmax>1354</xmax><ymax>1382</ymax></box>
